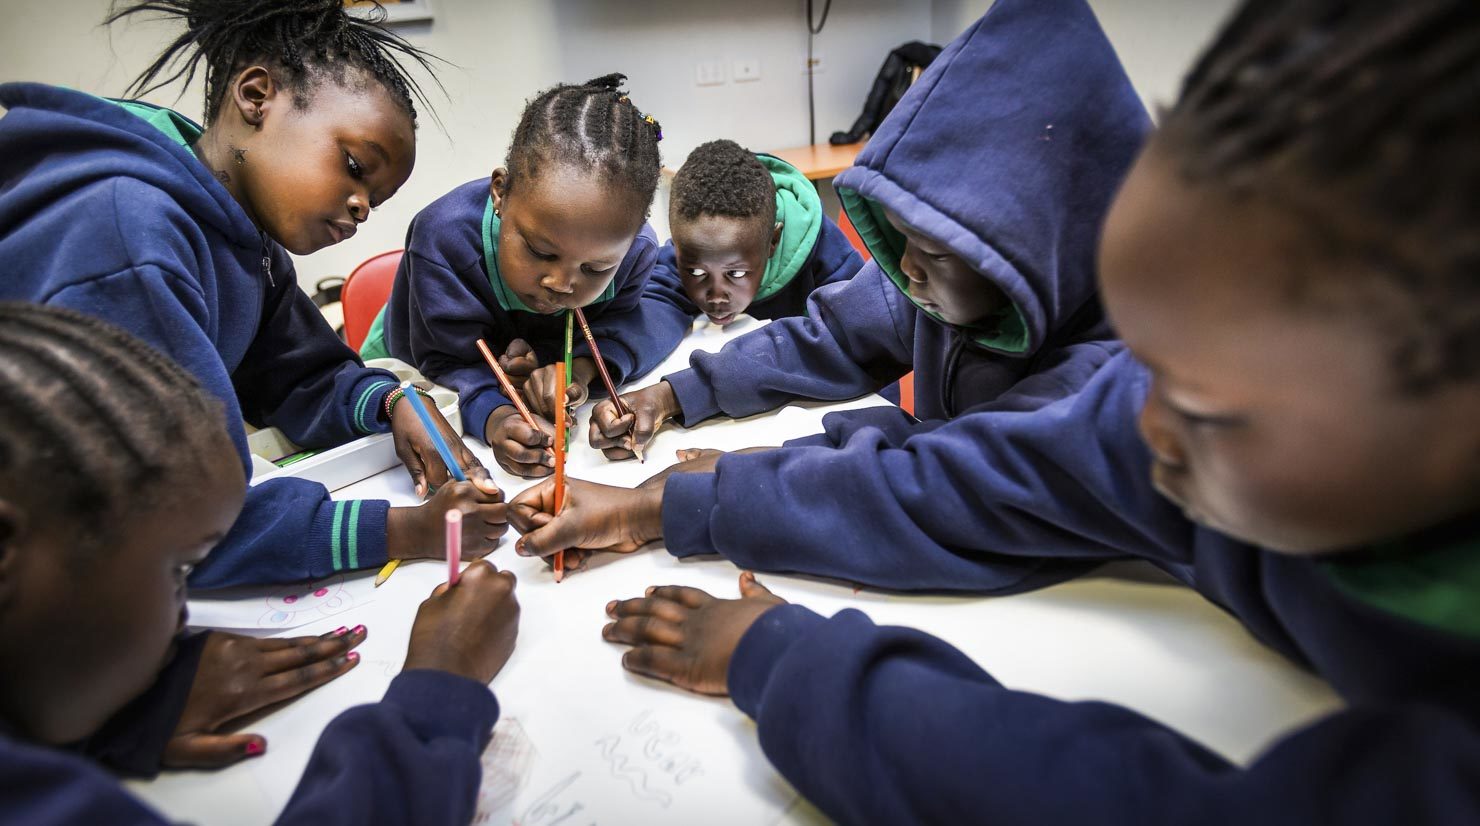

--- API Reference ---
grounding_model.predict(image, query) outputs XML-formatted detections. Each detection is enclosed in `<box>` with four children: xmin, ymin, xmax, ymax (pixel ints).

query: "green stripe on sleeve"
<box><xmin>347</xmin><ymin>500</ymin><xmax>363</xmax><ymax>568</ymax></box>
<box><xmin>330</xmin><ymin>501</ymin><xmax>346</xmax><ymax>571</ymax></box>
<box><xmin>355</xmin><ymin>380</ymin><xmax>396</xmax><ymax>433</ymax></box>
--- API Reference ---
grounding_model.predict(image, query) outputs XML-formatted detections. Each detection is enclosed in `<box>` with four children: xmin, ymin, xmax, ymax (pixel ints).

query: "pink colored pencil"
<box><xmin>446</xmin><ymin>509</ymin><xmax>462</xmax><ymax>586</ymax></box>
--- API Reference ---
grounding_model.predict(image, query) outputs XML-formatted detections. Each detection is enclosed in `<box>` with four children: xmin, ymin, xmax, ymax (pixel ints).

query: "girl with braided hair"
<box><xmin>362</xmin><ymin>74</ymin><xmax>674</xmax><ymax>478</ymax></box>
<box><xmin>0</xmin><ymin>0</ymin><xmax>508</xmax><ymax>589</ymax></box>
<box><xmin>520</xmin><ymin>1</ymin><xmax>1480</xmax><ymax>822</ymax></box>
<box><xmin>0</xmin><ymin>303</ymin><xmax>521</xmax><ymax>824</ymax></box>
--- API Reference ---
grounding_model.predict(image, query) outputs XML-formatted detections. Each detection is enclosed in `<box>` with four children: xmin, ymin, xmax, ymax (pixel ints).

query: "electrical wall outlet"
<box><xmin>733</xmin><ymin>58</ymin><xmax>761</xmax><ymax>82</ymax></box>
<box><xmin>695</xmin><ymin>60</ymin><xmax>726</xmax><ymax>86</ymax></box>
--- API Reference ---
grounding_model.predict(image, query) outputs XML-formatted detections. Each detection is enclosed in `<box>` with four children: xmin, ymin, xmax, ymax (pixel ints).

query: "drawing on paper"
<box><xmin>258</xmin><ymin>575</ymin><xmax>355</xmax><ymax>627</ymax></box>
<box><xmin>475</xmin><ymin>718</ymin><xmax>538</xmax><ymax>823</ymax></box>
<box><xmin>592</xmin><ymin>709</ymin><xmax>705</xmax><ymax>810</ymax></box>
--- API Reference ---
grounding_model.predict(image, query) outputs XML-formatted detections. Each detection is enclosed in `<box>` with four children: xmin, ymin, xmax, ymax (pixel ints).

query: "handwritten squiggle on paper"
<box><xmin>595</xmin><ymin>734</ymin><xmax>674</xmax><ymax>808</ymax></box>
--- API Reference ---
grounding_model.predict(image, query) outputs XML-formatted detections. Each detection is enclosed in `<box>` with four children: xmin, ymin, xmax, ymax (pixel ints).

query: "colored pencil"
<box><xmin>563</xmin><ymin>312</ymin><xmax>574</xmax><ymax>451</ymax></box>
<box><xmin>446</xmin><ymin>509</ymin><xmax>462</xmax><ymax>587</ymax></box>
<box><xmin>573</xmin><ymin>307</ymin><xmax>643</xmax><ymax>461</ymax></box>
<box><xmin>475</xmin><ymin>338</ymin><xmax>538</xmax><ymax>429</ymax></box>
<box><xmin>377</xmin><ymin>382</ymin><xmax>466</xmax><ymax>588</ymax></box>
<box><xmin>552</xmin><ymin>361</ymin><xmax>567</xmax><ymax>582</ymax></box>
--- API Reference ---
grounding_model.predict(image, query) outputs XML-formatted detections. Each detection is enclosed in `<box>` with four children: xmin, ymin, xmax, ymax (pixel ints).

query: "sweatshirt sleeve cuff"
<box><xmin>727</xmin><ymin>604</ymin><xmax>827</xmax><ymax>720</ymax></box>
<box><xmin>462</xmin><ymin>388</ymin><xmax>514</xmax><ymax>446</ymax></box>
<box><xmin>309</xmin><ymin>498</ymin><xmax>391</xmax><ymax>573</ymax></box>
<box><xmin>383</xmin><ymin>669</ymin><xmax>500</xmax><ymax>749</ymax></box>
<box><xmin>352</xmin><ymin>374</ymin><xmax>400</xmax><ymax>435</ymax></box>
<box><xmin>663</xmin><ymin>367</ymin><xmax>721</xmax><ymax>426</ymax></box>
<box><xmin>573</xmin><ymin>338</ymin><xmax>638</xmax><ymax>390</ymax></box>
<box><xmin>77</xmin><ymin>631</ymin><xmax>212</xmax><ymax>777</ymax></box>
<box><xmin>661</xmin><ymin>471</ymin><xmax>722</xmax><ymax>558</ymax></box>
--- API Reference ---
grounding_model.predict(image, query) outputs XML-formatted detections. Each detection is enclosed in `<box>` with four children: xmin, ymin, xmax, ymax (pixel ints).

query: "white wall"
<box><xmin>931</xmin><ymin>0</ymin><xmax>1240</xmax><ymax>113</ymax></box>
<box><xmin>2</xmin><ymin>0</ymin><xmax>1233</xmax><ymax>290</ymax></box>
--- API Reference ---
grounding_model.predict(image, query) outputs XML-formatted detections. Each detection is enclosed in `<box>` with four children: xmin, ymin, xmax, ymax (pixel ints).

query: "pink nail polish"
<box><xmin>352</xmin><ymin>625</ymin><xmax>366</xmax><ymax>635</ymax></box>
<box><xmin>347</xmin><ymin>651</ymin><xmax>360</xmax><ymax>663</ymax></box>
<box><xmin>333</xmin><ymin>626</ymin><xmax>348</xmax><ymax>636</ymax></box>
<box><xmin>244</xmin><ymin>740</ymin><xmax>265</xmax><ymax>756</ymax></box>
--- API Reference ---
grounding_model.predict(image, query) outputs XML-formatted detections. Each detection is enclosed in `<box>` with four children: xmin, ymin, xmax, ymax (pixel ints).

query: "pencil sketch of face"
<box><xmin>260</xmin><ymin>576</ymin><xmax>351</xmax><ymax>626</ymax></box>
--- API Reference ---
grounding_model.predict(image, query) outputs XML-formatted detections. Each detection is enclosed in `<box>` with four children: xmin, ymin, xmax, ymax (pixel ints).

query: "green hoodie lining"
<box><xmin>837</xmin><ymin>185</ymin><xmax>1028</xmax><ymax>354</ymax></box>
<box><xmin>108</xmin><ymin>97</ymin><xmax>202</xmax><ymax>148</ymax></box>
<box><xmin>1321</xmin><ymin>531</ymin><xmax>1480</xmax><ymax>640</ymax></box>
<box><xmin>752</xmin><ymin>154</ymin><xmax>824</xmax><ymax>303</ymax></box>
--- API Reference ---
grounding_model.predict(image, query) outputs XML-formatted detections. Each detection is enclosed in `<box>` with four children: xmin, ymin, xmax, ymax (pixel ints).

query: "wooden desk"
<box><xmin>663</xmin><ymin>141</ymin><xmax>864</xmax><ymax>182</ymax></box>
<box><xmin>765</xmin><ymin>141</ymin><xmax>864</xmax><ymax>180</ymax></box>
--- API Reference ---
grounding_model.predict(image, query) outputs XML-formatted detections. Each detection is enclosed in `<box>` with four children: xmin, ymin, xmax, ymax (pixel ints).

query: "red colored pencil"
<box><xmin>573</xmin><ymin>308</ymin><xmax>645</xmax><ymax>460</ymax></box>
<box><xmin>445</xmin><ymin>509</ymin><xmax>462</xmax><ymax>587</ymax></box>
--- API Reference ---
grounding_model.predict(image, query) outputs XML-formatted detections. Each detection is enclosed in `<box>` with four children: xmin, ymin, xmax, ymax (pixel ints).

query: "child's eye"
<box><xmin>686</xmin><ymin>269</ymin><xmax>708</xmax><ymax>279</ymax></box>
<box><xmin>174</xmin><ymin>562</ymin><xmax>196</xmax><ymax>580</ymax></box>
<box><xmin>724</xmin><ymin>270</ymin><xmax>749</xmax><ymax>280</ymax></box>
<box><xmin>928</xmin><ymin>252</ymin><xmax>953</xmax><ymax>262</ymax></box>
<box><xmin>345</xmin><ymin>152</ymin><xmax>364</xmax><ymax>180</ymax></box>
<box><xmin>525</xmin><ymin>240</ymin><xmax>557</xmax><ymax>261</ymax></box>
<box><xmin>582</xmin><ymin>264</ymin><xmax>615</xmax><ymax>276</ymax></box>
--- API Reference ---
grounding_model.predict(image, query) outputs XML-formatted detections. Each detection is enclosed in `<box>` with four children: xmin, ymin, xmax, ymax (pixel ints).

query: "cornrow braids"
<box><xmin>1158</xmin><ymin>0</ymin><xmax>1480</xmax><ymax>394</ymax></box>
<box><xmin>671</xmin><ymin>139</ymin><xmax>777</xmax><ymax>225</ymax></box>
<box><xmin>0</xmin><ymin>303</ymin><xmax>230</xmax><ymax>554</ymax></box>
<box><xmin>504</xmin><ymin>73</ymin><xmax>664</xmax><ymax>216</ymax></box>
<box><xmin>108</xmin><ymin>0</ymin><xmax>443</xmax><ymax>126</ymax></box>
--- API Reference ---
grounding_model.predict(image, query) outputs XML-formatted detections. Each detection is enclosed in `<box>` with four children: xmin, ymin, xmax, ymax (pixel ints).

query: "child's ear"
<box><xmin>769</xmin><ymin>221</ymin><xmax>783</xmax><ymax>255</ymax></box>
<box><xmin>489</xmin><ymin>168</ymin><xmax>510</xmax><ymax>216</ymax></box>
<box><xmin>228</xmin><ymin>66</ymin><xmax>278</xmax><ymax>130</ymax></box>
<box><xmin>0</xmin><ymin>499</ymin><xmax>27</xmax><ymax>612</ymax></box>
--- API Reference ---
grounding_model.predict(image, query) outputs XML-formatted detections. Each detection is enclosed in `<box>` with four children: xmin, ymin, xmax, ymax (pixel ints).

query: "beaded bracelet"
<box><xmin>383</xmin><ymin>384</ymin><xmax>434</xmax><ymax>422</ymax></box>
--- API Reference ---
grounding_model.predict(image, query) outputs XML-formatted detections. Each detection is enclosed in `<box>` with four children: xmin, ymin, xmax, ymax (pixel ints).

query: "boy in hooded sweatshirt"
<box><xmin>588</xmin><ymin>0</ymin><xmax>1148</xmax><ymax>457</ymax></box>
<box><xmin>515</xmin><ymin>0</ymin><xmax>1147</xmax><ymax>592</ymax></box>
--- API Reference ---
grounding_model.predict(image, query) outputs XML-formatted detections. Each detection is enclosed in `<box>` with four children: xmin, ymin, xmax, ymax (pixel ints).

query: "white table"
<box><xmin>129</xmin><ymin>317</ymin><xmax>1341</xmax><ymax>824</ymax></box>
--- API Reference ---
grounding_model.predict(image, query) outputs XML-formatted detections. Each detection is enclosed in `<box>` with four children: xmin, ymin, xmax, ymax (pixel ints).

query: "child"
<box><xmin>600</xmin><ymin>0</ymin><xmax>1480</xmax><ymax>822</ymax></box>
<box><xmin>361</xmin><ymin>74</ymin><xmax>672</xmax><ymax>478</ymax></box>
<box><xmin>0</xmin><ymin>0</ymin><xmax>505</xmax><ymax>590</ymax></box>
<box><xmin>0</xmin><ymin>302</ymin><xmax>521</xmax><ymax>824</ymax></box>
<box><xmin>510</xmin><ymin>0</ymin><xmax>1146</xmax><ymax>591</ymax></box>
<box><xmin>588</xmin><ymin>5</ymin><xmax>1148</xmax><ymax>458</ymax></box>
<box><xmin>588</xmin><ymin>139</ymin><xmax>865</xmax><ymax>458</ymax></box>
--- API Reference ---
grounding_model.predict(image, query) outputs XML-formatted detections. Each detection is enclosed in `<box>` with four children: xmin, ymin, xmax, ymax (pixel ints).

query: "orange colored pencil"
<box><xmin>552</xmin><ymin>361</ymin><xmax>567</xmax><ymax>582</ymax></box>
<box><xmin>476</xmin><ymin>338</ymin><xmax>539</xmax><ymax>428</ymax></box>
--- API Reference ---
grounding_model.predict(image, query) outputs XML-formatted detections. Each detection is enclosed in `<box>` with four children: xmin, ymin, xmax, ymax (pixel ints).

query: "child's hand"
<box><xmin>163</xmin><ymin>627</ymin><xmax>368</xmax><ymax>768</ymax></box>
<box><xmin>485</xmin><ymin>405</ymin><xmax>556</xmax><ymax>478</ymax></box>
<box><xmin>603</xmin><ymin>572</ymin><xmax>786</xmax><ymax>696</ymax></box>
<box><xmin>589</xmin><ymin>381</ymin><xmax>681</xmax><ymax>460</ymax></box>
<box><xmin>497</xmin><ymin>338</ymin><xmax>540</xmax><ymax>394</ymax></box>
<box><xmin>387</xmin><ymin>481</ymin><xmax>507</xmax><ymax>560</ymax></box>
<box><xmin>508</xmin><ymin>478</ymin><xmax>663</xmax><ymax>561</ymax></box>
<box><xmin>404</xmin><ymin>560</ymin><xmax>520</xmax><ymax>685</ymax></box>
<box><xmin>390</xmin><ymin>393</ymin><xmax>498</xmax><ymax>499</ymax></box>
<box><xmin>523</xmin><ymin>360</ymin><xmax>591</xmax><ymax>421</ymax></box>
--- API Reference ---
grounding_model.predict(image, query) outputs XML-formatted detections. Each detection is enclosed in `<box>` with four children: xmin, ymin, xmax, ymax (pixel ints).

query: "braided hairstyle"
<box><xmin>107</xmin><ymin>0</ymin><xmax>441</xmax><ymax>125</ymax></box>
<box><xmin>504</xmin><ymin>73</ymin><xmax>663</xmax><ymax>217</ymax></box>
<box><xmin>671</xmin><ymin>140</ymin><xmax>776</xmax><ymax>226</ymax></box>
<box><xmin>0</xmin><ymin>303</ymin><xmax>232</xmax><ymax>555</ymax></box>
<box><xmin>1158</xmin><ymin>0</ymin><xmax>1480</xmax><ymax>394</ymax></box>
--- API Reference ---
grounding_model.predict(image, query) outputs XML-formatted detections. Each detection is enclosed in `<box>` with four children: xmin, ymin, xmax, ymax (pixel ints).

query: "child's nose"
<box><xmin>540</xmin><ymin>270</ymin><xmax>576</xmax><ymax>294</ymax></box>
<box><xmin>900</xmin><ymin>247</ymin><xmax>929</xmax><ymax>284</ymax></box>
<box><xmin>347</xmin><ymin>191</ymin><xmax>370</xmax><ymax>223</ymax></box>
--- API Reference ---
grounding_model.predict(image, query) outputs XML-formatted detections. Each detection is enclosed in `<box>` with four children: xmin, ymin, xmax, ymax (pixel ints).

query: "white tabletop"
<box><xmin>128</xmin><ymin>317</ymin><xmax>1342</xmax><ymax>824</ymax></box>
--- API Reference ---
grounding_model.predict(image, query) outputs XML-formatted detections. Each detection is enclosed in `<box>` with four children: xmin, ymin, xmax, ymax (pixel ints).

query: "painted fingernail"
<box><xmin>352</xmin><ymin>625</ymin><xmax>366</xmax><ymax>635</ymax></box>
<box><xmin>333</xmin><ymin>626</ymin><xmax>348</xmax><ymax>636</ymax></box>
<box><xmin>346</xmin><ymin>651</ymin><xmax>360</xmax><ymax>663</ymax></box>
<box><xmin>244</xmin><ymin>740</ymin><xmax>265</xmax><ymax>756</ymax></box>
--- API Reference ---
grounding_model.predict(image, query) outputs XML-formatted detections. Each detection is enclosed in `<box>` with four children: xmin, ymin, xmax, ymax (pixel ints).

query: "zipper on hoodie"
<box><xmin>260</xmin><ymin>232</ymin><xmax>275</xmax><ymax>288</ymax></box>
<box><xmin>942</xmin><ymin>333</ymin><xmax>966</xmax><ymax>416</ymax></box>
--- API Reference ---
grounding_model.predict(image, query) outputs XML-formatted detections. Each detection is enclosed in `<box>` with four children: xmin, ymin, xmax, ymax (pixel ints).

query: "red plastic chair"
<box><xmin>341</xmin><ymin>249</ymin><xmax>404</xmax><ymax>351</ymax></box>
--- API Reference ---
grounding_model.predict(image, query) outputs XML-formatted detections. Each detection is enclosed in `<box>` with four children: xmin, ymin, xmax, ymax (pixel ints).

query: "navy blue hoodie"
<box><xmin>640</xmin><ymin>152</ymin><xmax>865</xmax><ymax>342</ymax></box>
<box><xmin>0</xmin><ymin>84</ymin><xmax>400</xmax><ymax>588</ymax></box>
<box><xmin>2</xmin><ymin>661</ymin><xmax>500</xmax><ymax>825</ymax></box>
<box><xmin>663</xmin><ymin>0</ymin><xmax>1148</xmax><ymax>427</ymax></box>
<box><xmin>720</xmin><ymin>350</ymin><xmax>1480</xmax><ymax>825</ymax></box>
<box><xmin>367</xmin><ymin>178</ymin><xmax>664</xmax><ymax>441</ymax></box>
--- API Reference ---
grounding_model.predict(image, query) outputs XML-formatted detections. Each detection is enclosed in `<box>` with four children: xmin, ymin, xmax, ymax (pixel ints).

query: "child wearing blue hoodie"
<box><xmin>0</xmin><ymin>0</ymin><xmax>505</xmax><ymax>589</ymax></box>
<box><xmin>587</xmin><ymin>0</ymin><xmax>1148</xmax><ymax>458</ymax></box>
<box><xmin>588</xmin><ymin>139</ymin><xmax>864</xmax><ymax>458</ymax></box>
<box><xmin>594</xmin><ymin>0</ymin><xmax>1480</xmax><ymax>822</ymax></box>
<box><xmin>0</xmin><ymin>302</ymin><xmax>521</xmax><ymax>825</ymax></box>
<box><xmin>361</xmin><ymin>75</ymin><xmax>674</xmax><ymax>479</ymax></box>
<box><xmin>509</xmin><ymin>0</ymin><xmax>1145</xmax><ymax>586</ymax></box>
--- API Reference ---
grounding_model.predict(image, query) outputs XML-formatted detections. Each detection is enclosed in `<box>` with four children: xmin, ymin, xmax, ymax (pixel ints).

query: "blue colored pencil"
<box><xmin>400</xmin><ymin>380</ymin><xmax>467</xmax><ymax>483</ymax></box>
